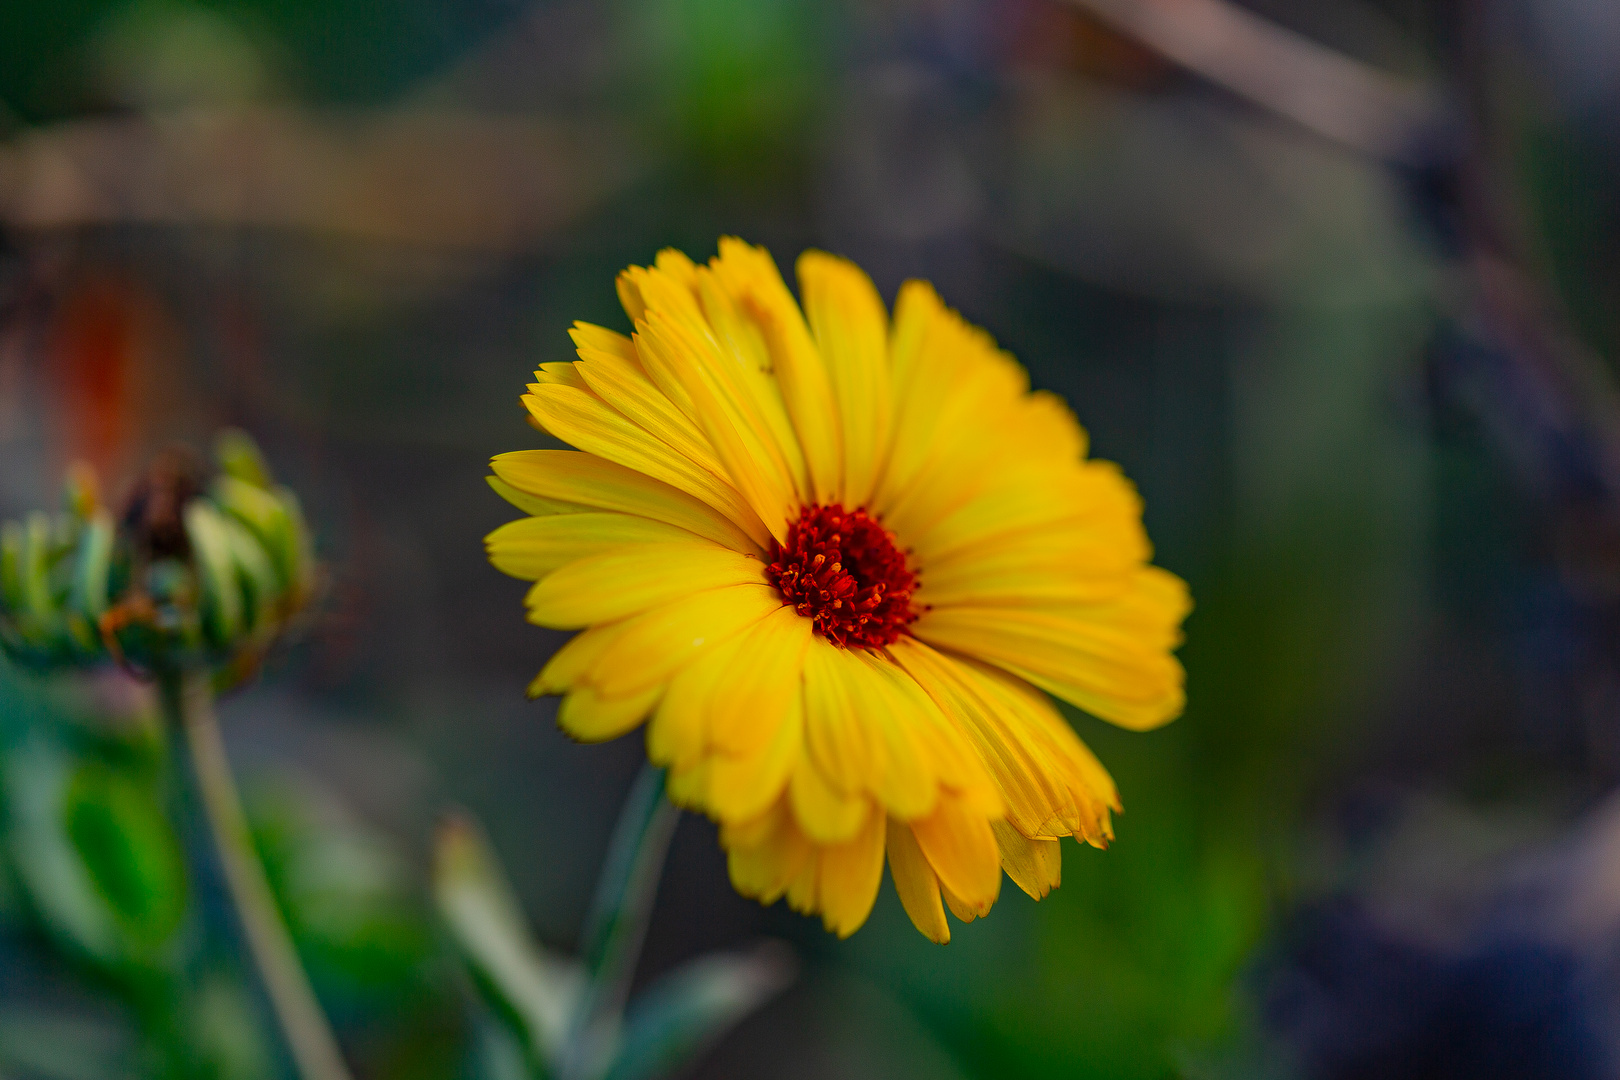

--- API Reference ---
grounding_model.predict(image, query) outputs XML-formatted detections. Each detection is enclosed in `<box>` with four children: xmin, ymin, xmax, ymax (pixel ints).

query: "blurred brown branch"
<box><xmin>0</xmin><ymin>108</ymin><xmax>641</xmax><ymax>250</ymax></box>
<box><xmin>1062</xmin><ymin>0</ymin><xmax>1444</xmax><ymax>161</ymax></box>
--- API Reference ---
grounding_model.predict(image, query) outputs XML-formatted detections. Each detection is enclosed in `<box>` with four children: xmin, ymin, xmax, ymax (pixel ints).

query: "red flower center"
<box><xmin>767</xmin><ymin>504</ymin><xmax>919</xmax><ymax>649</ymax></box>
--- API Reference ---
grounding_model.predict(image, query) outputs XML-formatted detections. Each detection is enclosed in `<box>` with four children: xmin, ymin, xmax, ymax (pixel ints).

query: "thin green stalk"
<box><xmin>566</xmin><ymin>764</ymin><xmax>680</xmax><ymax>1079</ymax></box>
<box><xmin>159</xmin><ymin>669</ymin><xmax>353</xmax><ymax>1080</ymax></box>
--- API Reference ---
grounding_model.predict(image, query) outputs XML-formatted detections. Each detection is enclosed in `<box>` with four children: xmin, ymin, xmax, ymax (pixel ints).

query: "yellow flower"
<box><xmin>486</xmin><ymin>239</ymin><xmax>1189</xmax><ymax>941</ymax></box>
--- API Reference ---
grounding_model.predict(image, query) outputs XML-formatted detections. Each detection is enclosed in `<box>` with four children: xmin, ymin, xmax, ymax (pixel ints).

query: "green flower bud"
<box><xmin>0</xmin><ymin>431</ymin><xmax>317</xmax><ymax>680</ymax></box>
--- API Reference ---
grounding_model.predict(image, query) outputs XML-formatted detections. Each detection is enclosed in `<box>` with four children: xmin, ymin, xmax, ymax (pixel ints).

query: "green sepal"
<box><xmin>183</xmin><ymin>501</ymin><xmax>243</xmax><ymax>648</ymax></box>
<box><xmin>271</xmin><ymin>486</ymin><xmax>316</xmax><ymax>602</ymax></box>
<box><xmin>0</xmin><ymin>519</ymin><xmax>23</xmax><ymax>614</ymax></box>
<box><xmin>215</xmin><ymin>428</ymin><xmax>272</xmax><ymax>490</ymax></box>
<box><xmin>22</xmin><ymin>511</ymin><xmax>58</xmax><ymax>626</ymax></box>
<box><xmin>66</xmin><ymin>512</ymin><xmax>114</xmax><ymax>653</ymax></box>
<box><xmin>218</xmin><ymin>513</ymin><xmax>281</xmax><ymax>638</ymax></box>
<box><xmin>213</xmin><ymin>476</ymin><xmax>293</xmax><ymax>589</ymax></box>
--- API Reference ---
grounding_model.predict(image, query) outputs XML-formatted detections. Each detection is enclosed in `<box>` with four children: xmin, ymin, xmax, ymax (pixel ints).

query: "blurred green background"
<box><xmin>3</xmin><ymin>0</ymin><xmax>1620</xmax><ymax>1077</ymax></box>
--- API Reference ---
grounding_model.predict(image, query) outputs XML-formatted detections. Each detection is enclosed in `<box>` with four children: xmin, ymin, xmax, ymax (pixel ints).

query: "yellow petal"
<box><xmin>873</xmin><ymin>288</ymin><xmax>1024</xmax><ymax>518</ymax></box>
<box><xmin>525</xmin><ymin>544</ymin><xmax>767</xmax><ymax>628</ymax></box>
<box><xmin>635</xmin><ymin>315</ymin><xmax>799</xmax><ymax>543</ymax></box>
<box><xmin>654</xmin><ymin>247</ymin><xmax>701</xmax><ymax>288</ymax></box>
<box><xmin>568</xmin><ymin>321</ymin><xmax>638</xmax><ymax>363</ymax></box>
<box><xmin>666</xmin><ymin>756</ymin><xmax>711</xmax><ymax>810</ymax></box>
<box><xmin>487</xmin><ymin>475</ymin><xmax>592</xmax><ymax>518</ymax></box>
<box><xmin>1009</xmin><ymin>389</ymin><xmax>1088</xmax><ymax>462</ymax></box>
<box><xmin>799</xmin><ymin>643</ymin><xmax>1000</xmax><ymax>822</ymax></box>
<box><xmin>573</xmin><ymin>345</ymin><xmax>726</xmax><ymax>481</ymax></box>
<box><xmin>704</xmin><ymin>606</ymin><xmax>812</xmax><ymax>757</ymax></box>
<box><xmin>801</xmin><ymin>640</ymin><xmax>929</xmax><ymax>818</ymax></box>
<box><xmin>799</xmin><ymin>638</ymin><xmax>873</xmax><ymax>791</ymax></box>
<box><xmin>992</xmin><ymin>819</ymin><xmax>1061</xmax><ymax>901</ymax></box>
<box><xmin>707</xmin><ymin>238</ymin><xmax>840</xmax><ymax>505</ymax></box>
<box><xmin>491</xmin><ymin>450</ymin><xmax>760</xmax><ymax>553</ymax></box>
<box><xmin>533</xmin><ymin>362</ymin><xmax>590</xmax><ymax>389</ymax></box>
<box><xmin>627</xmin><ymin>253</ymin><xmax>802</xmax><ymax>498</ymax></box>
<box><xmin>844</xmin><ymin>652</ymin><xmax>942</xmax><ymax>817</ymax></box>
<box><xmin>891</xmin><ymin>637</ymin><xmax>1115</xmax><ymax>843</ymax></box>
<box><xmin>907</xmin><ymin>462</ymin><xmax>1144</xmax><ymax>568</ymax></box>
<box><xmin>886</xmin><ymin>280</ymin><xmax>935</xmax><ymax>401</ymax></box>
<box><xmin>722</xmin><ymin>798</ymin><xmax>811</xmax><ymax>904</ymax></box>
<box><xmin>915</xmin><ymin>542</ymin><xmax>1139</xmax><ymax>609</ymax></box>
<box><xmin>784</xmin><ymin>851</ymin><xmax>819</xmax><ymax>915</ymax></box>
<box><xmin>972</xmin><ymin>659</ymin><xmax>1120</xmax><ymax>845</ymax></box>
<box><xmin>707</xmin><ymin>695</ymin><xmax>803</xmax><ymax>823</ymax></box>
<box><xmin>886</xmin><ymin>817</ymin><xmax>949</xmax><ymax>944</ymax></box>
<box><xmin>858</xmin><ymin>651</ymin><xmax>999</xmax><ymax>816</ymax></box>
<box><xmin>523</xmin><ymin>384</ymin><xmax>773</xmax><ymax>549</ymax></box>
<box><xmin>797</xmin><ymin>251</ymin><xmax>890</xmax><ymax>507</ymax></box>
<box><xmin>893</xmin><ymin>637</ymin><xmax>1075</xmax><ymax>837</ymax></box>
<box><xmin>536</xmin><ymin>588</ymin><xmax>775</xmax><ymax>703</ymax></box>
<box><xmin>557</xmin><ymin>684</ymin><xmax>662</xmax><ymax>743</ymax></box>
<box><xmin>940</xmin><ymin>882</ymin><xmax>979</xmax><ymax>924</ymax></box>
<box><xmin>647</xmin><ymin>648</ymin><xmax>727</xmax><ymax>772</ymax></box>
<box><xmin>910</xmin><ymin>796</ymin><xmax>1001</xmax><ymax>916</ymax></box>
<box><xmin>530</xmin><ymin>620</ymin><xmax>636</xmax><ymax>697</ymax></box>
<box><xmin>617</xmin><ymin>269</ymin><xmax>648</xmax><ymax>324</ymax></box>
<box><xmin>693</xmin><ymin>265</ymin><xmax>813</xmax><ymax>502</ymax></box>
<box><xmin>650</xmin><ymin>606</ymin><xmax>808</xmax><ymax>820</ymax></box>
<box><xmin>790</xmin><ymin>755</ymin><xmax>871</xmax><ymax>844</ymax></box>
<box><xmin>816</xmin><ymin>809</ymin><xmax>886</xmax><ymax>938</ymax></box>
<box><xmin>588</xmin><ymin>583</ymin><xmax>781</xmax><ymax>699</ymax></box>
<box><xmin>911</xmin><ymin>569</ymin><xmax>1190</xmax><ymax>731</ymax></box>
<box><xmin>486</xmin><ymin>513</ymin><xmax>705</xmax><ymax>581</ymax></box>
<box><xmin>990</xmin><ymin>666</ymin><xmax>1120</xmax><ymax>807</ymax></box>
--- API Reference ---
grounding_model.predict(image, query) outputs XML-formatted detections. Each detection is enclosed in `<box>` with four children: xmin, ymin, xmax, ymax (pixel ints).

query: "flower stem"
<box><xmin>581</xmin><ymin>765</ymin><xmax>680</xmax><ymax>1011</ymax></box>
<box><xmin>159</xmin><ymin>669</ymin><xmax>353</xmax><ymax>1080</ymax></box>
<box><xmin>565</xmin><ymin>764</ymin><xmax>680</xmax><ymax>1078</ymax></box>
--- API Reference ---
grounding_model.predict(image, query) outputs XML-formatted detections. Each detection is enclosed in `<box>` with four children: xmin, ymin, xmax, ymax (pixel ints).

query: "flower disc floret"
<box><xmin>767</xmin><ymin>504</ymin><xmax>918</xmax><ymax>649</ymax></box>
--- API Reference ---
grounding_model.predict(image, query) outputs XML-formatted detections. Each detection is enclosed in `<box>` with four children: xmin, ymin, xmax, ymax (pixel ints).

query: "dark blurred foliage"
<box><xmin>2</xmin><ymin>0</ymin><xmax>1620</xmax><ymax>1077</ymax></box>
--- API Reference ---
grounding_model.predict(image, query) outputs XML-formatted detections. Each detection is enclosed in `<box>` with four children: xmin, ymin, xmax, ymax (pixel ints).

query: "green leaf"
<box><xmin>0</xmin><ymin>1009</ymin><xmax>136</xmax><ymax>1080</ymax></box>
<box><xmin>63</xmin><ymin>759</ymin><xmax>188</xmax><ymax>950</ymax></box>
<box><xmin>433</xmin><ymin>812</ymin><xmax>583</xmax><ymax>1073</ymax></box>
<box><xmin>4</xmin><ymin>741</ymin><xmax>186</xmax><ymax>973</ymax></box>
<box><xmin>472</xmin><ymin>1017</ymin><xmax>537</xmax><ymax>1080</ymax></box>
<box><xmin>245</xmin><ymin>776</ymin><xmax>436</xmax><ymax>1000</ymax></box>
<box><xmin>6</xmin><ymin>742</ymin><xmax>122</xmax><ymax>966</ymax></box>
<box><xmin>600</xmin><ymin>944</ymin><xmax>795</xmax><ymax>1080</ymax></box>
<box><xmin>177</xmin><ymin>972</ymin><xmax>276</xmax><ymax>1080</ymax></box>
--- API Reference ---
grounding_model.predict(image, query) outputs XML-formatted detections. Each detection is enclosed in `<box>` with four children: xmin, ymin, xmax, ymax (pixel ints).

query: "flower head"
<box><xmin>0</xmin><ymin>431</ymin><xmax>316</xmax><ymax>680</ymax></box>
<box><xmin>487</xmin><ymin>240</ymin><xmax>1189</xmax><ymax>941</ymax></box>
